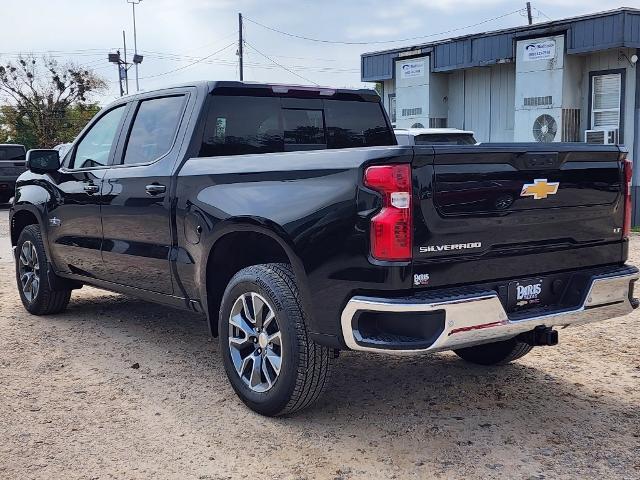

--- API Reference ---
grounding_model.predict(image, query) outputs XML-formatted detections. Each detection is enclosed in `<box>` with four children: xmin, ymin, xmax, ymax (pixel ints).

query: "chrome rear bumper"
<box><xmin>340</xmin><ymin>267</ymin><xmax>639</xmax><ymax>354</ymax></box>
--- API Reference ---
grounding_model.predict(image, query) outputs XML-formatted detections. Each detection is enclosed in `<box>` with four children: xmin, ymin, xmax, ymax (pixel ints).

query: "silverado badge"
<box><xmin>520</xmin><ymin>179</ymin><xmax>559</xmax><ymax>200</ymax></box>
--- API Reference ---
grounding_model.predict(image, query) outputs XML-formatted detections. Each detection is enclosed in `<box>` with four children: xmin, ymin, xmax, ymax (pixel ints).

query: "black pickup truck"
<box><xmin>0</xmin><ymin>143</ymin><xmax>27</xmax><ymax>203</ymax></box>
<box><xmin>10</xmin><ymin>81</ymin><xmax>639</xmax><ymax>416</ymax></box>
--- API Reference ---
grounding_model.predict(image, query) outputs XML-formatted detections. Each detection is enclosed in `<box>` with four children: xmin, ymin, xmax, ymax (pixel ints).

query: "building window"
<box><xmin>388</xmin><ymin>94</ymin><xmax>396</xmax><ymax>124</ymax></box>
<box><xmin>590</xmin><ymin>72</ymin><xmax>623</xmax><ymax>138</ymax></box>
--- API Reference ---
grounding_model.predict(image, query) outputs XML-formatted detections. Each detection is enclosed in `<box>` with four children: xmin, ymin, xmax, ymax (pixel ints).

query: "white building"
<box><xmin>361</xmin><ymin>8</ymin><xmax>640</xmax><ymax>220</ymax></box>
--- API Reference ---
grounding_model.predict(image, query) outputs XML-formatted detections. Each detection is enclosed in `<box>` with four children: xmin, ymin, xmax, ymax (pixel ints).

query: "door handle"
<box><xmin>145</xmin><ymin>184</ymin><xmax>166</xmax><ymax>196</ymax></box>
<box><xmin>83</xmin><ymin>184</ymin><xmax>99</xmax><ymax>195</ymax></box>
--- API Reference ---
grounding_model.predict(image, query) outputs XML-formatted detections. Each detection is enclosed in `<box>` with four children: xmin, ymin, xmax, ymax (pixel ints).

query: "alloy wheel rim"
<box><xmin>18</xmin><ymin>241</ymin><xmax>40</xmax><ymax>303</ymax></box>
<box><xmin>228</xmin><ymin>292</ymin><xmax>282</xmax><ymax>393</ymax></box>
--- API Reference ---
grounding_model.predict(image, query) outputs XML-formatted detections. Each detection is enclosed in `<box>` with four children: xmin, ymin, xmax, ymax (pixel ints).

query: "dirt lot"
<box><xmin>0</xmin><ymin>205</ymin><xmax>639</xmax><ymax>480</ymax></box>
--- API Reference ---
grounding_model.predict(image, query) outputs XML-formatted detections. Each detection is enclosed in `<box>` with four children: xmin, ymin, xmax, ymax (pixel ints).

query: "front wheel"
<box><xmin>454</xmin><ymin>337</ymin><xmax>533</xmax><ymax>365</ymax></box>
<box><xmin>15</xmin><ymin>225</ymin><xmax>71</xmax><ymax>315</ymax></box>
<box><xmin>219</xmin><ymin>263</ymin><xmax>332</xmax><ymax>416</ymax></box>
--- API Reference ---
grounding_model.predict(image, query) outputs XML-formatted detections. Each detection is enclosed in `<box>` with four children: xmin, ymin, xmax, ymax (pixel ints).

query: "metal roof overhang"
<box><xmin>361</xmin><ymin>8</ymin><xmax>640</xmax><ymax>81</ymax></box>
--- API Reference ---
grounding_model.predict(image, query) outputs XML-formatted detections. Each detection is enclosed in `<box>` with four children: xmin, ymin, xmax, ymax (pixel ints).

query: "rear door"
<box><xmin>412</xmin><ymin>144</ymin><xmax>625</xmax><ymax>288</ymax></box>
<box><xmin>99</xmin><ymin>91</ymin><xmax>191</xmax><ymax>294</ymax></box>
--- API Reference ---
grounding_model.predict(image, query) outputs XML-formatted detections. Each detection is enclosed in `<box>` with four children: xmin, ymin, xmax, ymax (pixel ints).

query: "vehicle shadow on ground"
<box><xmin>44</xmin><ymin>290</ymin><xmax>638</xmax><ymax>472</ymax></box>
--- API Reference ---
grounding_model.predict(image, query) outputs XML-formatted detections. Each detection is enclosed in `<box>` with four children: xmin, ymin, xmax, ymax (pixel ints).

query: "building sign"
<box><xmin>523</xmin><ymin>40</ymin><xmax>556</xmax><ymax>61</ymax></box>
<box><xmin>400</xmin><ymin>61</ymin><xmax>425</xmax><ymax>79</ymax></box>
<box><xmin>398</xmin><ymin>49</ymin><xmax>423</xmax><ymax>58</ymax></box>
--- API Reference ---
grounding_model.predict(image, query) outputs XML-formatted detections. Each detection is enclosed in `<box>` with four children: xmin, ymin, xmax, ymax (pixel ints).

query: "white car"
<box><xmin>394</xmin><ymin>128</ymin><xmax>477</xmax><ymax>146</ymax></box>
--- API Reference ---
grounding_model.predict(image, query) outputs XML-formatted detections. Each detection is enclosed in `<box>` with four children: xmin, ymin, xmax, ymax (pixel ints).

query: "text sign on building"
<box><xmin>523</xmin><ymin>40</ymin><xmax>556</xmax><ymax>61</ymax></box>
<box><xmin>400</xmin><ymin>61</ymin><xmax>425</xmax><ymax>79</ymax></box>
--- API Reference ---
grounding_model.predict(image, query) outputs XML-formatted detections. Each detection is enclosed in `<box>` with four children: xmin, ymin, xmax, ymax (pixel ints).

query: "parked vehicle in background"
<box><xmin>9</xmin><ymin>81</ymin><xmax>639</xmax><ymax>416</ymax></box>
<box><xmin>395</xmin><ymin>128</ymin><xmax>477</xmax><ymax>145</ymax></box>
<box><xmin>0</xmin><ymin>144</ymin><xmax>27</xmax><ymax>203</ymax></box>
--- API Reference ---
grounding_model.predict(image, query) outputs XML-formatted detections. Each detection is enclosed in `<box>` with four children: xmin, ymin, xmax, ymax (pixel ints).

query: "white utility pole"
<box><xmin>127</xmin><ymin>0</ymin><xmax>142</xmax><ymax>91</ymax></box>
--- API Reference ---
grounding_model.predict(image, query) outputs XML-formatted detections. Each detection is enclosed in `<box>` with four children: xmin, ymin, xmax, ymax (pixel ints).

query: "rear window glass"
<box><xmin>283</xmin><ymin>109</ymin><xmax>325</xmax><ymax>146</ymax></box>
<box><xmin>200</xmin><ymin>96</ymin><xmax>393</xmax><ymax>157</ymax></box>
<box><xmin>414</xmin><ymin>134</ymin><xmax>476</xmax><ymax>145</ymax></box>
<box><xmin>0</xmin><ymin>146</ymin><xmax>26</xmax><ymax>160</ymax></box>
<box><xmin>324</xmin><ymin>100</ymin><xmax>394</xmax><ymax>148</ymax></box>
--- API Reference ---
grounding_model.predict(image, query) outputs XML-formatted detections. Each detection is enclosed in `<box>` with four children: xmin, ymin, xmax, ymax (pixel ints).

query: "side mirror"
<box><xmin>26</xmin><ymin>149</ymin><xmax>60</xmax><ymax>174</ymax></box>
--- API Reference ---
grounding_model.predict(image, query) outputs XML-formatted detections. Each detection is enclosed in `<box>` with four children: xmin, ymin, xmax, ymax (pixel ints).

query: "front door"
<box><xmin>99</xmin><ymin>93</ymin><xmax>189</xmax><ymax>294</ymax></box>
<box><xmin>47</xmin><ymin>104</ymin><xmax>128</xmax><ymax>278</ymax></box>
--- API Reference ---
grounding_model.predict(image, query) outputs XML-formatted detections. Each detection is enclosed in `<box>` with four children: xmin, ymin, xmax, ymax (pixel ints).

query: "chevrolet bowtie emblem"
<box><xmin>520</xmin><ymin>179</ymin><xmax>559</xmax><ymax>200</ymax></box>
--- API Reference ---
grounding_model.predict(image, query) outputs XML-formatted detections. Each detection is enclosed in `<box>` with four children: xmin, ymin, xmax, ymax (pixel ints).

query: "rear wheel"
<box><xmin>219</xmin><ymin>263</ymin><xmax>332</xmax><ymax>416</ymax></box>
<box><xmin>16</xmin><ymin>225</ymin><xmax>71</xmax><ymax>315</ymax></box>
<box><xmin>454</xmin><ymin>337</ymin><xmax>533</xmax><ymax>365</ymax></box>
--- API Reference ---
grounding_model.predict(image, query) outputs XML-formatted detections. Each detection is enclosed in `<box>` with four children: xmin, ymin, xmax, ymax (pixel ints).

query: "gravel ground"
<box><xmin>0</xmin><ymin>204</ymin><xmax>639</xmax><ymax>480</ymax></box>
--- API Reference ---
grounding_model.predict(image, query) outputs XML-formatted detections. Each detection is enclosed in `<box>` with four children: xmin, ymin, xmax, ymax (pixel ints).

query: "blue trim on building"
<box><xmin>362</xmin><ymin>8</ymin><xmax>640</xmax><ymax>81</ymax></box>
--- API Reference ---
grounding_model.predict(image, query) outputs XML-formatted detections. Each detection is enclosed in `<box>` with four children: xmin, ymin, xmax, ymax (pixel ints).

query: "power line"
<box><xmin>137</xmin><ymin>53</ymin><xmax>360</xmax><ymax>73</ymax></box>
<box><xmin>139</xmin><ymin>51</ymin><xmax>360</xmax><ymax>69</ymax></box>
<box><xmin>0</xmin><ymin>48</ymin><xmax>111</xmax><ymax>55</ymax></box>
<box><xmin>243</xmin><ymin>9</ymin><xmax>525</xmax><ymax>46</ymax></box>
<box><xmin>139</xmin><ymin>32</ymin><xmax>238</xmax><ymax>59</ymax></box>
<box><xmin>109</xmin><ymin>58</ymin><xmax>355</xmax><ymax>85</ymax></box>
<box><xmin>177</xmin><ymin>31</ymin><xmax>239</xmax><ymax>56</ymax></box>
<box><xmin>137</xmin><ymin>41</ymin><xmax>237</xmax><ymax>80</ymax></box>
<box><xmin>535</xmin><ymin>7</ymin><xmax>553</xmax><ymax>21</ymax></box>
<box><xmin>243</xmin><ymin>41</ymin><xmax>319</xmax><ymax>85</ymax></box>
<box><xmin>263</xmin><ymin>53</ymin><xmax>345</xmax><ymax>63</ymax></box>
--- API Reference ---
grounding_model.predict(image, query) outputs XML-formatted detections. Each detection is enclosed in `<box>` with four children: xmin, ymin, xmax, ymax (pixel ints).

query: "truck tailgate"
<box><xmin>411</xmin><ymin>144</ymin><xmax>627</xmax><ymax>288</ymax></box>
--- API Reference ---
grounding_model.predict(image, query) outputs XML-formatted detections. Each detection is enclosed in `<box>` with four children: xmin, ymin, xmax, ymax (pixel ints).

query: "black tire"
<box><xmin>219</xmin><ymin>263</ymin><xmax>332</xmax><ymax>416</ymax></box>
<box><xmin>454</xmin><ymin>337</ymin><xmax>533</xmax><ymax>365</ymax></box>
<box><xmin>15</xmin><ymin>225</ymin><xmax>71</xmax><ymax>315</ymax></box>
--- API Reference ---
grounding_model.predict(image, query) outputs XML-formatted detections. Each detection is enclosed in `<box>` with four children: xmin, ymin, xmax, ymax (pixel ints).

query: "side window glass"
<box><xmin>72</xmin><ymin>105</ymin><xmax>126</xmax><ymax>169</ymax></box>
<box><xmin>122</xmin><ymin>96</ymin><xmax>186</xmax><ymax>165</ymax></box>
<box><xmin>282</xmin><ymin>109</ymin><xmax>325</xmax><ymax>147</ymax></box>
<box><xmin>200</xmin><ymin>96</ymin><xmax>282</xmax><ymax>157</ymax></box>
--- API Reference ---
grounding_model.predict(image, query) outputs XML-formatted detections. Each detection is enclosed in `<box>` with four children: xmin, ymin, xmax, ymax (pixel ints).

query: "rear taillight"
<box><xmin>623</xmin><ymin>158</ymin><xmax>633</xmax><ymax>239</ymax></box>
<box><xmin>364</xmin><ymin>164</ymin><xmax>412</xmax><ymax>261</ymax></box>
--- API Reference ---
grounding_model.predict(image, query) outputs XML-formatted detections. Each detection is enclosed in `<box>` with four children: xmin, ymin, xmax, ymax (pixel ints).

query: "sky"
<box><xmin>0</xmin><ymin>0</ymin><xmax>635</xmax><ymax>104</ymax></box>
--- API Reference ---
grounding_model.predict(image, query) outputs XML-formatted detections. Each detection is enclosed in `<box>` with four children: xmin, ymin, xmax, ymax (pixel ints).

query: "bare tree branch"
<box><xmin>0</xmin><ymin>55</ymin><xmax>106</xmax><ymax>147</ymax></box>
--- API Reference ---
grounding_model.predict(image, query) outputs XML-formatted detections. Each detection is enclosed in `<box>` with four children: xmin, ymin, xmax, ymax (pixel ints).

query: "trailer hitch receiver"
<box><xmin>519</xmin><ymin>325</ymin><xmax>558</xmax><ymax>346</ymax></box>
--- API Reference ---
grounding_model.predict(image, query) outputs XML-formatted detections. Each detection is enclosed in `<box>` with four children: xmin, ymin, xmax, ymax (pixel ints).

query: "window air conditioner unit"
<box><xmin>585</xmin><ymin>128</ymin><xmax>619</xmax><ymax>145</ymax></box>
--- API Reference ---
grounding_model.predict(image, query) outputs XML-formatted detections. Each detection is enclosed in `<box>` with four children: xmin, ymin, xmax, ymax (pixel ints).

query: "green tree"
<box><xmin>0</xmin><ymin>104</ymin><xmax>37</xmax><ymax>147</ymax></box>
<box><xmin>0</xmin><ymin>56</ymin><xmax>106</xmax><ymax>148</ymax></box>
